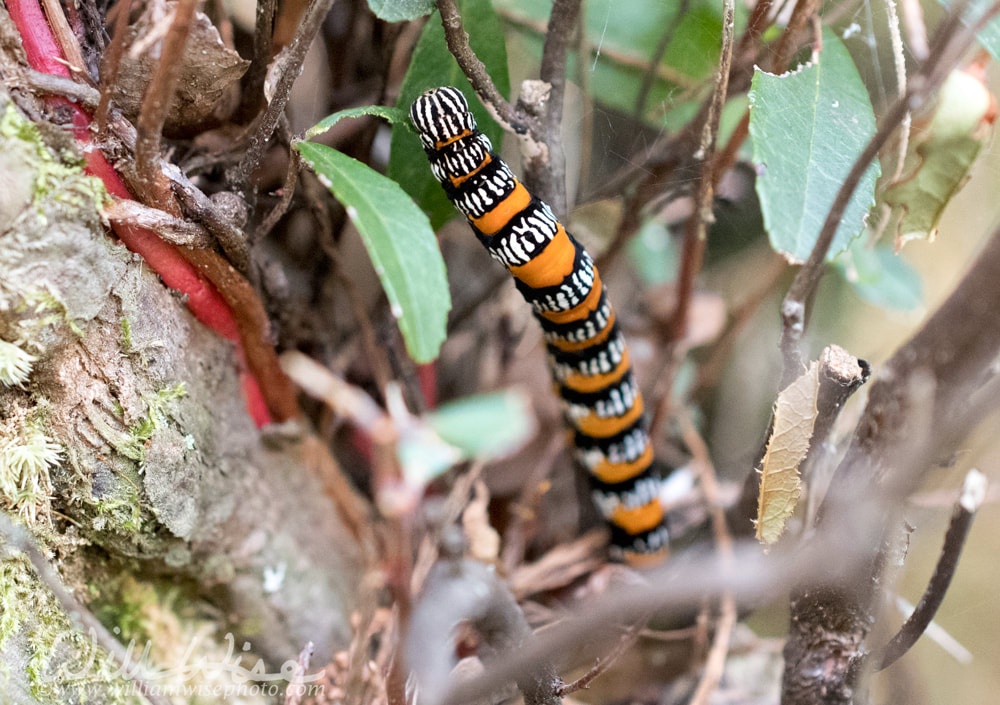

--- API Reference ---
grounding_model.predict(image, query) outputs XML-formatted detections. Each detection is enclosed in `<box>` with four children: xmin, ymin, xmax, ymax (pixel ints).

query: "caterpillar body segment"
<box><xmin>410</xmin><ymin>86</ymin><xmax>670</xmax><ymax>562</ymax></box>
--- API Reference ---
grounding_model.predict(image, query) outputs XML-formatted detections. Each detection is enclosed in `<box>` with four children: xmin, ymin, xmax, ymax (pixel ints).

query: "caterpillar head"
<box><xmin>410</xmin><ymin>86</ymin><xmax>477</xmax><ymax>149</ymax></box>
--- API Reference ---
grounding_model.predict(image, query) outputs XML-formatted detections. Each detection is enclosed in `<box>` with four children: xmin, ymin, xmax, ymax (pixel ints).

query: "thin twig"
<box><xmin>669</xmin><ymin>0</ymin><xmax>736</xmax><ymax>341</ymax></box>
<box><xmin>677</xmin><ymin>409</ymin><xmax>736</xmax><ymax>705</ymax></box>
<box><xmin>94</xmin><ymin>0</ymin><xmax>132</xmax><ymax>132</ymax></box>
<box><xmin>38</xmin><ymin>0</ymin><xmax>88</xmax><ymax>79</ymax></box>
<box><xmin>0</xmin><ymin>513</ymin><xmax>173</xmax><ymax>705</ymax></box>
<box><xmin>237</xmin><ymin>0</ymin><xmax>277</xmax><ymax>120</ymax></box>
<box><xmin>556</xmin><ymin>614</ymin><xmax>648</xmax><ymax>696</ymax></box>
<box><xmin>134</xmin><ymin>0</ymin><xmax>198</xmax><ymax>214</ymax></box>
<box><xmin>257</xmin><ymin>149</ymin><xmax>301</xmax><ymax>240</ymax></box>
<box><xmin>523</xmin><ymin>0</ymin><xmax>581</xmax><ymax>217</ymax></box>
<box><xmin>778</xmin><ymin>0</ymin><xmax>1000</xmax><ymax>386</ymax></box>
<box><xmin>19</xmin><ymin>67</ymin><xmax>100</xmax><ymax>107</ymax></box>
<box><xmin>874</xmin><ymin>469</ymin><xmax>988</xmax><ymax>671</ymax></box>
<box><xmin>166</xmin><ymin>164</ymin><xmax>251</xmax><ymax>273</ymax></box>
<box><xmin>232</xmin><ymin>0</ymin><xmax>338</xmax><ymax>188</ymax></box>
<box><xmin>436</xmin><ymin>0</ymin><xmax>535</xmax><ymax>138</ymax></box>
<box><xmin>885</xmin><ymin>0</ymin><xmax>910</xmax><ymax>184</ymax></box>
<box><xmin>634</xmin><ymin>0</ymin><xmax>689</xmax><ymax>118</ymax></box>
<box><xmin>409</xmin><ymin>559</ymin><xmax>562</xmax><ymax>705</ymax></box>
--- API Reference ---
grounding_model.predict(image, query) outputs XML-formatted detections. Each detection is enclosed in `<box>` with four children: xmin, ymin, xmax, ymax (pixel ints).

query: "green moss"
<box><xmin>0</xmin><ymin>339</ymin><xmax>35</xmax><ymax>388</ymax></box>
<box><xmin>123</xmin><ymin>383</ymin><xmax>187</xmax><ymax>467</ymax></box>
<box><xmin>0</xmin><ymin>103</ymin><xmax>108</xmax><ymax>223</ymax></box>
<box><xmin>18</xmin><ymin>288</ymin><xmax>84</xmax><ymax>338</ymax></box>
<box><xmin>0</xmin><ymin>557</ymin><xmax>136</xmax><ymax>705</ymax></box>
<box><xmin>120</xmin><ymin>318</ymin><xmax>132</xmax><ymax>352</ymax></box>
<box><xmin>0</xmin><ymin>421</ymin><xmax>61</xmax><ymax>524</ymax></box>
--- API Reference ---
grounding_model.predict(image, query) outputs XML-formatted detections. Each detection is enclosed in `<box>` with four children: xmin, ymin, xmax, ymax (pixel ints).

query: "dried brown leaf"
<box><xmin>755</xmin><ymin>361</ymin><xmax>820</xmax><ymax>545</ymax></box>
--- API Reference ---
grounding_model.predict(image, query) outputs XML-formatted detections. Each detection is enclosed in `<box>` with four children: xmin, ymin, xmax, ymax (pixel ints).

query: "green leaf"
<box><xmin>295</xmin><ymin>141</ymin><xmax>450</xmax><ymax>363</ymax></box>
<box><xmin>305</xmin><ymin>105</ymin><xmax>411</xmax><ymax>139</ymax></box>
<box><xmin>425</xmin><ymin>390</ymin><xmax>534</xmax><ymax>459</ymax></box>
<box><xmin>748</xmin><ymin>30</ymin><xmax>881</xmax><ymax>263</ymax></box>
<box><xmin>388</xmin><ymin>2</ymin><xmax>510</xmax><ymax>229</ymax></box>
<box><xmin>367</xmin><ymin>0</ymin><xmax>434</xmax><ymax>22</ymax></box>
<box><xmin>833</xmin><ymin>240</ymin><xmax>923</xmax><ymax>312</ymax></box>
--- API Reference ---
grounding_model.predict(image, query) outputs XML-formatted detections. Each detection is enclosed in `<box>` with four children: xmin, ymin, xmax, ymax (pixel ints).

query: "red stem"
<box><xmin>6</xmin><ymin>0</ymin><xmax>276</xmax><ymax>426</ymax></box>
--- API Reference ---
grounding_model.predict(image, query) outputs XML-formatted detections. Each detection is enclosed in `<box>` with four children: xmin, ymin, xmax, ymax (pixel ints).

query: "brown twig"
<box><xmin>436</xmin><ymin>0</ymin><xmax>533</xmax><ymax>133</ymax></box>
<box><xmin>634</xmin><ymin>0</ymin><xmax>689</xmax><ymax>118</ymax></box>
<box><xmin>874</xmin><ymin>469</ymin><xmax>987</xmax><ymax>671</ymax></box>
<box><xmin>556</xmin><ymin>614</ymin><xmax>647</xmax><ymax>697</ymax></box>
<box><xmin>668</xmin><ymin>0</ymin><xmax>735</xmax><ymax>343</ymax></box>
<box><xmin>237</xmin><ymin>0</ymin><xmax>277</xmax><ymax>120</ymax></box>
<box><xmin>18</xmin><ymin>67</ymin><xmax>100</xmax><ymax>108</ymax></box>
<box><xmin>257</xmin><ymin>149</ymin><xmax>301</xmax><ymax>240</ymax></box>
<box><xmin>520</xmin><ymin>0</ymin><xmax>581</xmax><ymax>217</ymax></box>
<box><xmin>0</xmin><ymin>513</ymin><xmax>173</xmax><ymax>705</ymax></box>
<box><xmin>678</xmin><ymin>409</ymin><xmax>736</xmax><ymax>705</ymax></box>
<box><xmin>134</xmin><ymin>0</ymin><xmax>198</xmax><ymax>214</ymax></box>
<box><xmin>178</xmin><ymin>247</ymin><xmax>300</xmax><ymax>422</ymax></box>
<box><xmin>166</xmin><ymin>164</ymin><xmax>251</xmax><ymax>274</ymax></box>
<box><xmin>781</xmin><ymin>218</ymin><xmax>1000</xmax><ymax>704</ymax></box>
<box><xmin>232</xmin><ymin>0</ymin><xmax>338</xmax><ymax>189</ymax></box>
<box><xmin>38</xmin><ymin>0</ymin><xmax>88</xmax><ymax>79</ymax></box>
<box><xmin>94</xmin><ymin>0</ymin><xmax>132</xmax><ymax>132</ymax></box>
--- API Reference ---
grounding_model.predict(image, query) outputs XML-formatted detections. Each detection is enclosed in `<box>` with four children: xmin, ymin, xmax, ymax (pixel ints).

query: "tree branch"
<box><xmin>874</xmin><ymin>469</ymin><xmax>987</xmax><ymax>671</ymax></box>
<box><xmin>782</xmin><ymin>221</ymin><xmax>1000</xmax><ymax>704</ymax></box>
<box><xmin>231</xmin><ymin>0</ymin><xmax>338</xmax><ymax>189</ymax></box>
<box><xmin>520</xmin><ymin>0</ymin><xmax>581</xmax><ymax>217</ymax></box>
<box><xmin>133</xmin><ymin>0</ymin><xmax>198</xmax><ymax>214</ymax></box>
<box><xmin>435</xmin><ymin>0</ymin><xmax>537</xmax><ymax>138</ymax></box>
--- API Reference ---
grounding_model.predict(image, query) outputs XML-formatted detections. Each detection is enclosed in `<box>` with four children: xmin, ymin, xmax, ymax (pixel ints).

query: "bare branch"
<box><xmin>521</xmin><ymin>0</ymin><xmax>581</xmax><ymax>217</ymax></box>
<box><xmin>94</xmin><ymin>0</ymin><xmax>132</xmax><ymax>132</ymax></box>
<box><xmin>435</xmin><ymin>0</ymin><xmax>537</xmax><ymax>138</ymax></box>
<box><xmin>231</xmin><ymin>0</ymin><xmax>338</xmax><ymax>188</ymax></box>
<box><xmin>237</xmin><ymin>0</ymin><xmax>277</xmax><ymax>120</ymax></box>
<box><xmin>669</xmin><ymin>0</ymin><xmax>736</xmax><ymax>341</ymax></box>
<box><xmin>874</xmin><ymin>469</ymin><xmax>987</xmax><ymax>671</ymax></box>
<box><xmin>18</xmin><ymin>67</ymin><xmax>99</xmax><ymax>107</ymax></box>
<box><xmin>634</xmin><ymin>0</ymin><xmax>689</xmax><ymax>118</ymax></box>
<box><xmin>134</xmin><ymin>0</ymin><xmax>198</xmax><ymax>214</ymax></box>
<box><xmin>782</xmin><ymin>220</ymin><xmax>1000</xmax><ymax>704</ymax></box>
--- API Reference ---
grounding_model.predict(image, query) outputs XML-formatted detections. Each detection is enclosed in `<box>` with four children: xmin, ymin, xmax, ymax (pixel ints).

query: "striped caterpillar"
<box><xmin>410</xmin><ymin>86</ymin><xmax>670</xmax><ymax>563</ymax></box>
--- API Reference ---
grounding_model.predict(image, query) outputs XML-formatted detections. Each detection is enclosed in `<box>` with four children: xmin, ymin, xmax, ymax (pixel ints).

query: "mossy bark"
<box><xmin>0</xmin><ymin>92</ymin><xmax>361</xmax><ymax>703</ymax></box>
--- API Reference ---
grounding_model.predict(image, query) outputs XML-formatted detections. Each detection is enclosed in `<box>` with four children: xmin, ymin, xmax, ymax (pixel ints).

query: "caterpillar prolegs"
<box><xmin>410</xmin><ymin>86</ymin><xmax>671</xmax><ymax>563</ymax></box>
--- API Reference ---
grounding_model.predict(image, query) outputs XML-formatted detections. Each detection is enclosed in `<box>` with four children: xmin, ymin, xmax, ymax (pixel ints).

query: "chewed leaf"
<box><xmin>756</xmin><ymin>361</ymin><xmax>820</xmax><ymax>545</ymax></box>
<box><xmin>749</xmin><ymin>29</ymin><xmax>880</xmax><ymax>263</ymax></box>
<box><xmin>305</xmin><ymin>105</ymin><xmax>411</xmax><ymax>139</ymax></box>
<box><xmin>883</xmin><ymin>68</ymin><xmax>995</xmax><ymax>249</ymax></box>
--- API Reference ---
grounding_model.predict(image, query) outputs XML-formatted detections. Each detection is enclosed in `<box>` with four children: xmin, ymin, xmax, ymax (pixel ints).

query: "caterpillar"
<box><xmin>410</xmin><ymin>86</ymin><xmax>670</xmax><ymax>564</ymax></box>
